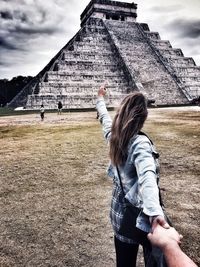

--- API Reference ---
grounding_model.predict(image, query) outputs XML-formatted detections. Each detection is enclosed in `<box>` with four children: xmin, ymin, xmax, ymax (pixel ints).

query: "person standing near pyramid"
<box><xmin>40</xmin><ymin>104</ymin><xmax>45</xmax><ymax>121</ymax></box>
<box><xmin>57</xmin><ymin>101</ymin><xmax>63</xmax><ymax>115</ymax></box>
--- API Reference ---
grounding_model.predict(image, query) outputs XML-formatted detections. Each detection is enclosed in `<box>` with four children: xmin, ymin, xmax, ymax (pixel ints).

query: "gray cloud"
<box><xmin>0</xmin><ymin>10</ymin><xmax>13</xmax><ymax>19</ymax></box>
<box><xmin>12</xmin><ymin>25</ymin><xmax>60</xmax><ymax>35</ymax></box>
<box><xmin>0</xmin><ymin>1</ymin><xmax>66</xmax><ymax>57</ymax></box>
<box><xmin>168</xmin><ymin>19</ymin><xmax>200</xmax><ymax>39</ymax></box>
<box><xmin>0</xmin><ymin>36</ymin><xmax>18</xmax><ymax>50</ymax></box>
<box><xmin>149</xmin><ymin>4</ymin><xmax>182</xmax><ymax>13</ymax></box>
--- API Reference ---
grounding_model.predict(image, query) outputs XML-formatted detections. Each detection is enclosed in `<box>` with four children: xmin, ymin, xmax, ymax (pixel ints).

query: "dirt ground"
<box><xmin>0</xmin><ymin>106</ymin><xmax>199</xmax><ymax>267</ymax></box>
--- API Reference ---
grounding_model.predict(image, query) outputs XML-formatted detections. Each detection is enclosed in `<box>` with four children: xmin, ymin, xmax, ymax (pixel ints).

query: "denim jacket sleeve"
<box><xmin>130</xmin><ymin>135</ymin><xmax>164</xmax><ymax>217</ymax></box>
<box><xmin>96</xmin><ymin>97</ymin><xmax>112</xmax><ymax>142</ymax></box>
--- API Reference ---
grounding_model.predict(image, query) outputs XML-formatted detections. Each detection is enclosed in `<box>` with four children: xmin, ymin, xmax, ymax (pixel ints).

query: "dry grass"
<box><xmin>0</xmin><ymin>107</ymin><xmax>199</xmax><ymax>266</ymax></box>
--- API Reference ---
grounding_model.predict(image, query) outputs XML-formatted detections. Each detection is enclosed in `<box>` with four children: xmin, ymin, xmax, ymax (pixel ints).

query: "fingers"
<box><xmin>98</xmin><ymin>82</ymin><xmax>107</xmax><ymax>97</ymax></box>
<box><xmin>100</xmin><ymin>81</ymin><xmax>108</xmax><ymax>91</ymax></box>
<box><xmin>98</xmin><ymin>88</ymin><xmax>106</xmax><ymax>97</ymax></box>
<box><xmin>178</xmin><ymin>234</ymin><xmax>183</xmax><ymax>244</ymax></box>
<box><xmin>157</xmin><ymin>217</ymin><xmax>170</xmax><ymax>229</ymax></box>
<box><xmin>147</xmin><ymin>232</ymin><xmax>153</xmax><ymax>241</ymax></box>
<box><xmin>102</xmin><ymin>80</ymin><xmax>108</xmax><ymax>88</ymax></box>
<box><xmin>151</xmin><ymin>216</ymin><xmax>170</xmax><ymax>231</ymax></box>
<box><xmin>148</xmin><ymin>223</ymin><xmax>184</xmax><ymax>249</ymax></box>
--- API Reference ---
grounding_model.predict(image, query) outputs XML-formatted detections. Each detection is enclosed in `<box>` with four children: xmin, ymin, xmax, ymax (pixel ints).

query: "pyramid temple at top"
<box><xmin>9</xmin><ymin>0</ymin><xmax>200</xmax><ymax>109</ymax></box>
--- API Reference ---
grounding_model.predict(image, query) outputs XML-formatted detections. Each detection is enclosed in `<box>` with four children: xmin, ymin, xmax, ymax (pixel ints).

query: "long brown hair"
<box><xmin>109</xmin><ymin>92</ymin><xmax>148</xmax><ymax>166</ymax></box>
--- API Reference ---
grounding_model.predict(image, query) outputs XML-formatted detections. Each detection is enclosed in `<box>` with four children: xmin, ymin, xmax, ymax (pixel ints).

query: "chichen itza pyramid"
<box><xmin>9</xmin><ymin>0</ymin><xmax>200</xmax><ymax>109</ymax></box>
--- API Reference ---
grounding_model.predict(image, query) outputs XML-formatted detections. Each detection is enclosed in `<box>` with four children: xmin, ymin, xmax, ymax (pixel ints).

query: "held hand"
<box><xmin>147</xmin><ymin>222</ymin><xmax>183</xmax><ymax>250</ymax></box>
<box><xmin>98</xmin><ymin>82</ymin><xmax>107</xmax><ymax>97</ymax></box>
<box><xmin>151</xmin><ymin>215</ymin><xmax>170</xmax><ymax>231</ymax></box>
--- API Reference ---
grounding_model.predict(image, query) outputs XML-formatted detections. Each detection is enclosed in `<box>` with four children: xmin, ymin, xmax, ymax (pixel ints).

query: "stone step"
<box><xmin>157</xmin><ymin>48</ymin><xmax>184</xmax><ymax>57</ymax></box>
<box><xmin>62</xmin><ymin>57</ymin><xmax>117</xmax><ymax>64</ymax></box>
<box><xmin>81</xmin><ymin>37</ymin><xmax>110</xmax><ymax>43</ymax></box>
<box><xmin>144</xmin><ymin>31</ymin><xmax>161</xmax><ymax>40</ymax></box>
<box><xmin>38</xmin><ymin>85</ymin><xmax>129</xmax><ymax>94</ymax></box>
<box><xmin>117</xmin><ymin>43</ymin><xmax>149</xmax><ymax>51</ymax></box>
<box><xmin>56</xmin><ymin>58</ymin><xmax>118</xmax><ymax>66</ymax></box>
<box><xmin>47</xmin><ymin>70</ymin><xmax>125</xmax><ymax>77</ymax></box>
<box><xmin>105</xmin><ymin>20</ymin><xmax>137</xmax><ymax>29</ymax></box>
<box><xmin>43</xmin><ymin>82</ymin><xmax>129</xmax><ymax>89</ymax></box>
<box><xmin>46</xmin><ymin>75</ymin><xmax>127</xmax><ymax>84</ymax></box>
<box><xmin>29</xmin><ymin>92</ymin><xmax>128</xmax><ymax>99</ymax></box>
<box><xmin>180</xmin><ymin>76</ymin><xmax>200</xmax><ymax>83</ymax></box>
<box><xmin>47</xmin><ymin>70</ymin><xmax>126</xmax><ymax>78</ymax></box>
<box><xmin>28</xmin><ymin>92</ymin><xmax>127</xmax><ymax>100</ymax></box>
<box><xmin>175</xmin><ymin>66</ymin><xmax>200</xmax><ymax>76</ymax></box>
<box><xmin>63</xmin><ymin>50</ymin><xmax>113</xmax><ymax>57</ymax></box>
<box><xmin>83</xmin><ymin>27</ymin><xmax>107</xmax><ymax>35</ymax></box>
<box><xmin>184</xmin><ymin>85</ymin><xmax>200</xmax><ymax>97</ymax></box>
<box><xmin>54</xmin><ymin>63</ymin><xmax>125</xmax><ymax>72</ymax></box>
<box><xmin>151</xmin><ymin>40</ymin><xmax>172</xmax><ymax>49</ymax></box>
<box><xmin>63</xmin><ymin>52</ymin><xmax>116</xmax><ymax>61</ymax></box>
<box><xmin>64</xmin><ymin>48</ymin><xmax>114</xmax><ymax>55</ymax></box>
<box><xmin>166</xmin><ymin>57</ymin><xmax>195</xmax><ymax>67</ymax></box>
<box><xmin>184</xmin><ymin>85</ymin><xmax>200</xmax><ymax>90</ymax></box>
<box><xmin>27</xmin><ymin>93</ymin><xmax>127</xmax><ymax>110</ymax></box>
<box><xmin>142</xmin><ymin>76</ymin><xmax>181</xmax><ymax>90</ymax></box>
<box><xmin>110</xmin><ymin>30</ymin><xmax>143</xmax><ymax>39</ymax></box>
<box><xmin>73</xmin><ymin>45</ymin><xmax>113</xmax><ymax>53</ymax></box>
<box><xmin>39</xmin><ymin>82</ymin><xmax>129</xmax><ymax>89</ymax></box>
<box><xmin>39</xmin><ymin>80</ymin><xmax>129</xmax><ymax>86</ymax></box>
<box><xmin>73</xmin><ymin>40</ymin><xmax>112</xmax><ymax>47</ymax></box>
<box><xmin>73</xmin><ymin>38</ymin><xmax>111</xmax><ymax>45</ymax></box>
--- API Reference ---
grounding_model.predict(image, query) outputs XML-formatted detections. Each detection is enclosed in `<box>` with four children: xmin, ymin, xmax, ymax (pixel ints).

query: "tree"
<box><xmin>0</xmin><ymin>76</ymin><xmax>33</xmax><ymax>106</ymax></box>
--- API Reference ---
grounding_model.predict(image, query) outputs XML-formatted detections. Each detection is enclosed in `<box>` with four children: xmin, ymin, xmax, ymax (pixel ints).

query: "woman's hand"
<box><xmin>98</xmin><ymin>83</ymin><xmax>107</xmax><ymax>97</ymax></box>
<box><xmin>151</xmin><ymin>215</ymin><xmax>170</xmax><ymax>231</ymax></box>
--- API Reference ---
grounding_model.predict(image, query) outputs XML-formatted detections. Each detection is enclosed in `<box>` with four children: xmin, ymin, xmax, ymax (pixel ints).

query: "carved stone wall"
<box><xmin>26</xmin><ymin>18</ymin><xmax>130</xmax><ymax>109</ymax></box>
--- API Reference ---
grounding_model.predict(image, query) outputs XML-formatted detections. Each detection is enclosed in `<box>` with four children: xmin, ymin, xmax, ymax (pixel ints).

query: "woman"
<box><xmin>96</xmin><ymin>85</ymin><xmax>170</xmax><ymax>267</ymax></box>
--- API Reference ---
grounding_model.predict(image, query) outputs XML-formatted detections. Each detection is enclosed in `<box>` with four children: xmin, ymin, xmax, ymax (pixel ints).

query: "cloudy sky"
<box><xmin>0</xmin><ymin>0</ymin><xmax>200</xmax><ymax>79</ymax></box>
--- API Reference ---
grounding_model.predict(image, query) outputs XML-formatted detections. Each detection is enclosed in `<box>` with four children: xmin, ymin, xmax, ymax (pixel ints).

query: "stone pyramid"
<box><xmin>9</xmin><ymin>0</ymin><xmax>200</xmax><ymax>109</ymax></box>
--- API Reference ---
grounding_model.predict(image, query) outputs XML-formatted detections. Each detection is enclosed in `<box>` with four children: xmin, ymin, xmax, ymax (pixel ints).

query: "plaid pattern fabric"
<box><xmin>110</xmin><ymin>183</ymin><xmax>138</xmax><ymax>244</ymax></box>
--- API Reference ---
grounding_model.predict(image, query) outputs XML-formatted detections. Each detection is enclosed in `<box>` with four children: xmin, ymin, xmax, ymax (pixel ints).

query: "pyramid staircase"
<box><xmin>8</xmin><ymin>0</ymin><xmax>200</xmax><ymax>109</ymax></box>
<box><xmin>140</xmin><ymin>23</ymin><xmax>200</xmax><ymax>101</ymax></box>
<box><xmin>104</xmin><ymin>20</ymin><xmax>189</xmax><ymax>105</ymax></box>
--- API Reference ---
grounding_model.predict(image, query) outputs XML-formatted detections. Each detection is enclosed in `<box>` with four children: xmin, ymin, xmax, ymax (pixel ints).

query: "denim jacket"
<box><xmin>96</xmin><ymin>97</ymin><xmax>164</xmax><ymax>243</ymax></box>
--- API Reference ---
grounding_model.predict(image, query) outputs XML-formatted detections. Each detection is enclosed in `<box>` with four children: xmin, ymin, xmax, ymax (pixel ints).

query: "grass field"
<box><xmin>0</xmin><ymin>107</ymin><xmax>199</xmax><ymax>266</ymax></box>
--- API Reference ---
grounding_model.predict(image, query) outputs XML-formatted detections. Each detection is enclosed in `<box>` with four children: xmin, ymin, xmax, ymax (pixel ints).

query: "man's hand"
<box><xmin>148</xmin><ymin>222</ymin><xmax>183</xmax><ymax>250</ymax></box>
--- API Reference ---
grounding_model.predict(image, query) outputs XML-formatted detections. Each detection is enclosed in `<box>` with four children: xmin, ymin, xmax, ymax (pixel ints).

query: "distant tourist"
<box><xmin>96</xmin><ymin>111</ymin><xmax>99</xmax><ymax>120</ymax></box>
<box><xmin>58</xmin><ymin>101</ymin><xmax>63</xmax><ymax>115</ymax></box>
<box><xmin>40</xmin><ymin>104</ymin><xmax>45</xmax><ymax>121</ymax></box>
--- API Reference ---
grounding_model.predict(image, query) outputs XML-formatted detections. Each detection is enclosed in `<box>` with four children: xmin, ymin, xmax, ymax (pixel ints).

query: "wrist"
<box><xmin>162</xmin><ymin>240</ymin><xmax>180</xmax><ymax>253</ymax></box>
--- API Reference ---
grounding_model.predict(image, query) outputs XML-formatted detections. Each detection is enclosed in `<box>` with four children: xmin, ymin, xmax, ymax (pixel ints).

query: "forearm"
<box><xmin>163</xmin><ymin>243</ymin><xmax>197</xmax><ymax>267</ymax></box>
<box><xmin>133</xmin><ymin>138</ymin><xmax>164</xmax><ymax>217</ymax></box>
<box><xmin>139</xmin><ymin>171</ymin><xmax>164</xmax><ymax>217</ymax></box>
<box><xmin>96</xmin><ymin>97</ymin><xmax>112</xmax><ymax>141</ymax></box>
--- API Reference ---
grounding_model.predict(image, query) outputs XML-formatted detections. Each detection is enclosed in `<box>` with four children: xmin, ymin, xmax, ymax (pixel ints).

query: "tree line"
<box><xmin>0</xmin><ymin>76</ymin><xmax>33</xmax><ymax>107</ymax></box>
